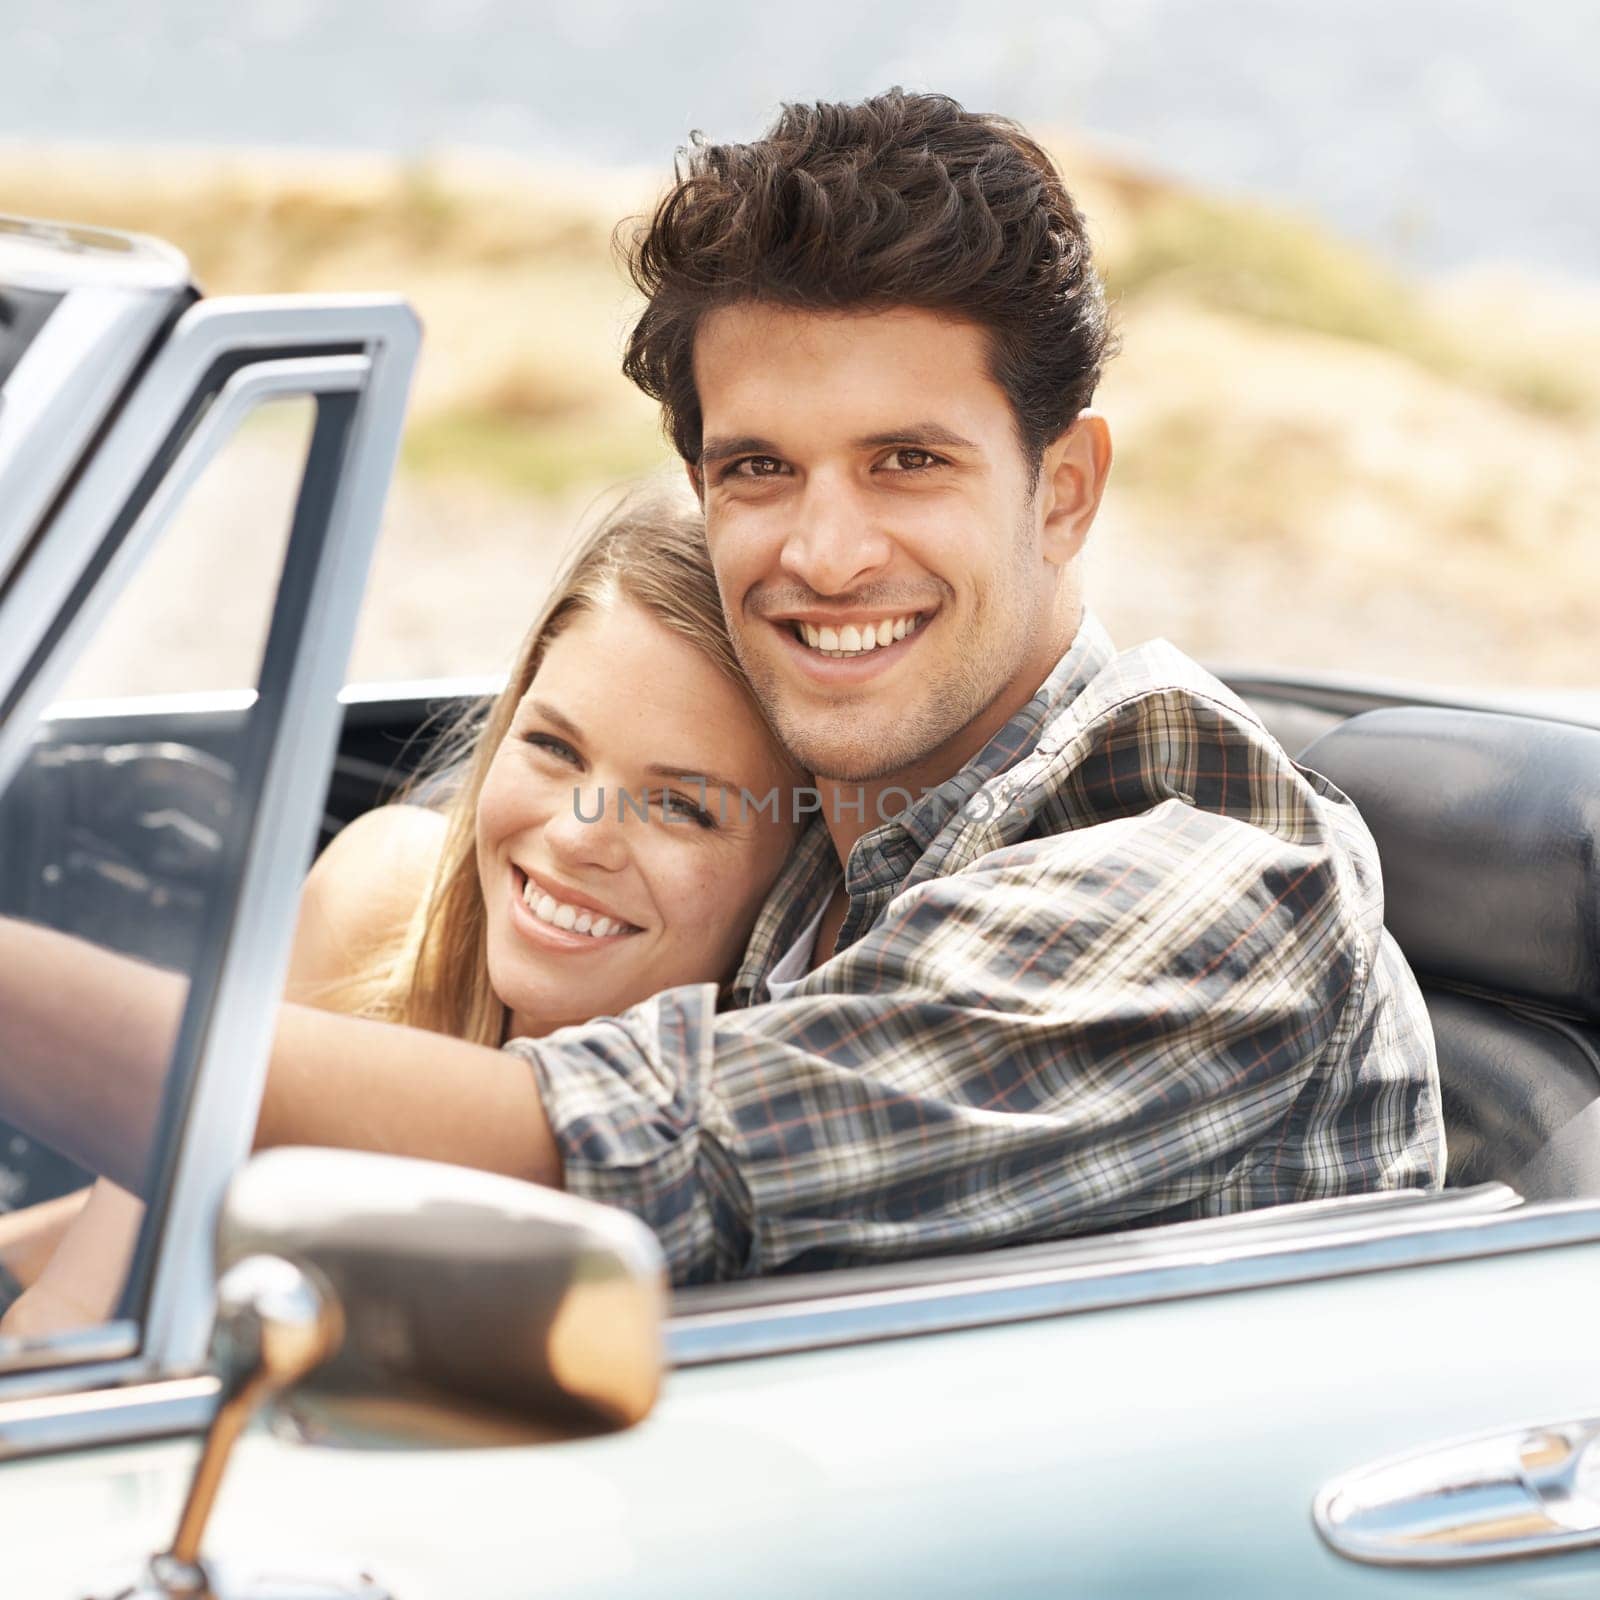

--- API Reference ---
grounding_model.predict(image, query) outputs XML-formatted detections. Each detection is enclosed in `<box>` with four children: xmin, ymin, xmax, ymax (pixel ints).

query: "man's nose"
<box><xmin>543</xmin><ymin>784</ymin><xmax>630</xmax><ymax>873</ymax></box>
<box><xmin>778</xmin><ymin>475</ymin><xmax>893</xmax><ymax>596</ymax></box>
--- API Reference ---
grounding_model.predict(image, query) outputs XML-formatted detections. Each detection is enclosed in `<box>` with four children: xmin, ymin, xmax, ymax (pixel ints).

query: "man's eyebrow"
<box><xmin>852</xmin><ymin>423</ymin><xmax>979</xmax><ymax>453</ymax></box>
<box><xmin>700</xmin><ymin>423</ymin><xmax>979</xmax><ymax>468</ymax></box>
<box><xmin>699</xmin><ymin>435</ymin><xmax>780</xmax><ymax>468</ymax></box>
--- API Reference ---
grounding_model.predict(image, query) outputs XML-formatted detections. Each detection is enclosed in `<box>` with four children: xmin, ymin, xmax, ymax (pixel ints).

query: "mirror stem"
<box><xmin>160</xmin><ymin>1255</ymin><xmax>343</xmax><ymax>1587</ymax></box>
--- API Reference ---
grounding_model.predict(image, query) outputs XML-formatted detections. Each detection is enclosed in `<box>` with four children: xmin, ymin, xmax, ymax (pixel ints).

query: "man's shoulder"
<box><xmin>1038</xmin><ymin>634</ymin><xmax>1269</xmax><ymax>759</ymax></box>
<box><xmin>1011</xmin><ymin>634</ymin><xmax>1311</xmax><ymax>835</ymax></box>
<box><xmin>972</xmin><ymin>632</ymin><xmax>1395</xmax><ymax>954</ymax></box>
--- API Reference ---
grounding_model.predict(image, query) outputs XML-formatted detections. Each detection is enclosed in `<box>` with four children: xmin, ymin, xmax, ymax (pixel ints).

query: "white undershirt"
<box><xmin>763</xmin><ymin>900</ymin><xmax>830</xmax><ymax>1001</ymax></box>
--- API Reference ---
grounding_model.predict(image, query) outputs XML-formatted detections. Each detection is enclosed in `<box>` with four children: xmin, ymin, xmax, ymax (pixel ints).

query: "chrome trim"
<box><xmin>0</xmin><ymin>284</ymin><xmax>178</xmax><ymax>579</ymax></box>
<box><xmin>141</xmin><ymin>302</ymin><xmax>419</xmax><ymax>1372</ymax></box>
<box><xmin>42</xmin><ymin>678</ymin><xmax>497</xmax><ymax>725</ymax></box>
<box><xmin>1315</xmin><ymin>1412</ymin><xmax>1600</xmax><ymax>1566</ymax></box>
<box><xmin>0</xmin><ymin>1318</ymin><xmax>139</xmax><ymax>1375</ymax></box>
<box><xmin>0</xmin><ymin>352</ymin><xmax>369</xmax><ymax>795</ymax></box>
<box><xmin>0</xmin><ymin>215</ymin><xmax>191</xmax><ymax>292</ymax></box>
<box><xmin>666</xmin><ymin>1191</ymin><xmax>1600</xmax><ymax>1366</ymax></box>
<box><xmin>46</xmin><ymin>688</ymin><xmax>258</xmax><ymax>722</ymax></box>
<box><xmin>0</xmin><ymin>1355</ymin><xmax>157</xmax><ymax>1405</ymax></box>
<box><xmin>674</xmin><ymin>1184</ymin><xmax>1518</xmax><ymax>1318</ymax></box>
<box><xmin>338</xmin><ymin>673</ymin><xmax>502</xmax><ymax>704</ymax></box>
<box><xmin>0</xmin><ymin>292</ymin><xmax>415</xmax><ymax>771</ymax></box>
<box><xmin>0</xmin><ymin>1375</ymin><xmax>216</xmax><ymax>1463</ymax></box>
<box><xmin>0</xmin><ymin>294</ymin><xmax>416</xmax><ymax>1413</ymax></box>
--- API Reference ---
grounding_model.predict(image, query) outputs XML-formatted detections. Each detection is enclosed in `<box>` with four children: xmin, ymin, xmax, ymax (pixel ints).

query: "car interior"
<box><xmin>2</xmin><ymin>678</ymin><xmax>1597</xmax><ymax>1233</ymax></box>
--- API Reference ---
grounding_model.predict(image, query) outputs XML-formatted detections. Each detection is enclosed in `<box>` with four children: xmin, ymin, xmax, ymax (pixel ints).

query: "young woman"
<box><xmin>1</xmin><ymin>487</ymin><xmax>802</xmax><ymax>1336</ymax></box>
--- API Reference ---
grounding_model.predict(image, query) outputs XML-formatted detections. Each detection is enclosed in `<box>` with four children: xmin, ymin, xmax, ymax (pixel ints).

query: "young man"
<box><xmin>3</xmin><ymin>93</ymin><xmax>1443</xmax><ymax>1302</ymax></box>
<box><xmin>489</xmin><ymin>91</ymin><xmax>1443</xmax><ymax>1280</ymax></box>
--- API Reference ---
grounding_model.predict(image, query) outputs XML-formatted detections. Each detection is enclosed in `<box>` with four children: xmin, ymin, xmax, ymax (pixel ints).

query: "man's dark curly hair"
<box><xmin>621</xmin><ymin>89</ymin><xmax>1115</xmax><ymax>481</ymax></box>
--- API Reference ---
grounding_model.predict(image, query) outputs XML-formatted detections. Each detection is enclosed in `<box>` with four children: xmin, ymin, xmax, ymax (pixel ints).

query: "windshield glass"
<box><xmin>0</xmin><ymin>401</ymin><xmax>311</xmax><ymax>1365</ymax></box>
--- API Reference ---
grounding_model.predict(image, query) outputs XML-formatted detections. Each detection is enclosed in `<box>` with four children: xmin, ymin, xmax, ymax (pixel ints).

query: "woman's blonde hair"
<box><xmin>337</xmin><ymin>483</ymin><xmax>762</xmax><ymax>1044</ymax></box>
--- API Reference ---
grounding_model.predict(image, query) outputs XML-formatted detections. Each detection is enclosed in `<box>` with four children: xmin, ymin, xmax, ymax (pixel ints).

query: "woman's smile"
<box><xmin>476</xmin><ymin>596</ymin><xmax>801</xmax><ymax>1037</ymax></box>
<box><xmin>508</xmin><ymin>864</ymin><xmax>641</xmax><ymax>952</ymax></box>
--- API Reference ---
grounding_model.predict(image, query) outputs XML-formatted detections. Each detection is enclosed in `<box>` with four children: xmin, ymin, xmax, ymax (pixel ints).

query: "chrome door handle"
<box><xmin>1316</xmin><ymin>1414</ymin><xmax>1600</xmax><ymax>1565</ymax></box>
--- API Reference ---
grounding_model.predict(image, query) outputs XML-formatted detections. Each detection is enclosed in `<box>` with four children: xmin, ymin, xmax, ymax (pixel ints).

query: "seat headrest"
<box><xmin>1299</xmin><ymin>707</ymin><xmax>1600</xmax><ymax>1020</ymax></box>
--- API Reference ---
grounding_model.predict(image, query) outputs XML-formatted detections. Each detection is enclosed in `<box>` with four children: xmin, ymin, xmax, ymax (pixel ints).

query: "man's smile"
<box><xmin>785</xmin><ymin>610</ymin><xmax>930</xmax><ymax>658</ymax></box>
<box><xmin>767</xmin><ymin>608</ymin><xmax>937</xmax><ymax>679</ymax></box>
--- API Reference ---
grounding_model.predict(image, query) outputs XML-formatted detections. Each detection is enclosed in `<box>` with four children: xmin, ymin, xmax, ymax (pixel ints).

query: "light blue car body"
<box><xmin>12</xmin><ymin>1233</ymin><xmax>1600</xmax><ymax>1597</ymax></box>
<box><xmin>2</xmin><ymin>215</ymin><xmax>1599</xmax><ymax>1598</ymax></box>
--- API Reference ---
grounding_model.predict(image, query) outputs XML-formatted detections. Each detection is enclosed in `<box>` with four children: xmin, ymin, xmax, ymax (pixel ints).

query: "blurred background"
<box><xmin>5</xmin><ymin>0</ymin><xmax>1597</xmax><ymax>696</ymax></box>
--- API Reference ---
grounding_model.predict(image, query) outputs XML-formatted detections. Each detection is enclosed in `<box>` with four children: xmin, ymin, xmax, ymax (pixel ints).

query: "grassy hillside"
<box><xmin>5</xmin><ymin>139</ymin><xmax>1597</xmax><ymax>690</ymax></box>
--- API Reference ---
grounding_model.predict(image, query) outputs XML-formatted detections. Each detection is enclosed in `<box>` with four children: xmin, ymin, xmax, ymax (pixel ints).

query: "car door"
<box><xmin>28</xmin><ymin>1189</ymin><xmax>1600</xmax><ymax>1598</ymax></box>
<box><xmin>8</xmin><ymin>220</ymin><xmax>1600</xmax><ymax>1600</ymax></box>
<box><xmin>0</xmin><ymin>218</ymin><xmax>418</xmax><ymax>1595</ymax></box>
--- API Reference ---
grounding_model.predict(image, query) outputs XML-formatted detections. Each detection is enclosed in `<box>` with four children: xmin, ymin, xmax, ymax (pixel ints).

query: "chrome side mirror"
<box><xmin>109</xmin><ymin>1148</ymin><xmax>666</xmax><ymax>1600</ymax></box>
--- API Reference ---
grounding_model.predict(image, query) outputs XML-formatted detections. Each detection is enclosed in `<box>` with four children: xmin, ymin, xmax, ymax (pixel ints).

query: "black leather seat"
<box><xmin>1298</xmin><ymin>707</ymin><xmax>1600</xmax><ymax>1201</ymax></box>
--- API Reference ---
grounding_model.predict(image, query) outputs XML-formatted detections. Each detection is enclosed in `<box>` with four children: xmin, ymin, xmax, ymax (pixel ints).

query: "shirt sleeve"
<box><xmin>505</xmin><ymin>797</ymin><xmax>1379</xmax><ymax>1286</ymax></box>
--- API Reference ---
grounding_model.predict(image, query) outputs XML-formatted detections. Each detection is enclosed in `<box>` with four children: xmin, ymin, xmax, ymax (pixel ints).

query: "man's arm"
<box><xmin>260</xmin><ymin>1002</ymin><xmax>562</xmax><ymax>1186</ymax></box>
<box><xmin>508</xmin><ymin>800</ymin><xmax>1429</xmax><ymax>1286</ymax></box>
<box><xmin>0</xmin><ymin>918</ymin><xmax>561</xmax><ymax>1195</ymax></box>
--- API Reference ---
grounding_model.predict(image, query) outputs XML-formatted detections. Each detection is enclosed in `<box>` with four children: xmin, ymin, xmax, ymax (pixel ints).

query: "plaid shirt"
<box><xmin>507</xmin><ymin>614</ymin><xmax>1444</xmax><ymax>1285</ymax></box>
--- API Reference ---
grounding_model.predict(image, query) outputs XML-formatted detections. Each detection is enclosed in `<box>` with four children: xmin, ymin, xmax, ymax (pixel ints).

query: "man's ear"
<box><xmin>685</xmin><ymin>459</ymin><xmax>705</xmax><ymax>503</ymax></box>
<box><xmin>1038</xmin><ymin>410</ymin><xmax>1112</xmax><ymax>565</ymax></box>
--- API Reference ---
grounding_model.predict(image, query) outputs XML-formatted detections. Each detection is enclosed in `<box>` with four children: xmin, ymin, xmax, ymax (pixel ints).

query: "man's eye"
<box><xmin>524</xmin><ymin>732</ymin><xmax>580</xmax><ymax>765</ymax></box>
<box><xmin>882</xmin><ymin>448</ymin><xmax>941</xmax><ymax>472</ymax></box>
<box><xmin>726</xmin><ymin>456</ymin><xmax>786</xmax><ymax>480</ymax></box>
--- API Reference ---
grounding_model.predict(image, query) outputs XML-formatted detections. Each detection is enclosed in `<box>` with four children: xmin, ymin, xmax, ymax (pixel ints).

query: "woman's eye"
<box><xmin>659</xmin><ymin>790</ymin><xmax>717</xmax><ymax>830</ymax></box>
<box><xmin>523</xmin><ymin>732</ymin><xmax>580</xmax><ymax>766</ymax></box>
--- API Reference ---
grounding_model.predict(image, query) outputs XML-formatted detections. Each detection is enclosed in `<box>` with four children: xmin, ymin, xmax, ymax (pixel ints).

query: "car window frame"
<box><xmin>0</xmin><ymin>287</ymin><xmax>417</xmax><ymax>1460</ymax></box>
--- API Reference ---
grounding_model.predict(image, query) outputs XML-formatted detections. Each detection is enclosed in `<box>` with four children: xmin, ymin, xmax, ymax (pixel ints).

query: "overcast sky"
<box><xmin>4</xmin><ymin>0</ymin><xmax>1595</xmax><ymax>278</ymax></box>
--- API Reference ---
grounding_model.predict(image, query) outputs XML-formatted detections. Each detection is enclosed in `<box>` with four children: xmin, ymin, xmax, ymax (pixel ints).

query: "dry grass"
<box><xmin>6</xmin><ymin>138</ymin><xmax>1598</xmax><ymax>692</ymax></box>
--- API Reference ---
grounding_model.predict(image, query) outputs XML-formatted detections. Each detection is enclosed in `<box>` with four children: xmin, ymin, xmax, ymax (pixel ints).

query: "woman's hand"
<box><xmin>0</xmin><ymin>1178</ymin><xmax>144</xmax><ymax>1341</ymax></box>
<box><xmin>0</xmin><ymin>1187</ymin><xmax>93</xmax><ymax>1292</ymax></box>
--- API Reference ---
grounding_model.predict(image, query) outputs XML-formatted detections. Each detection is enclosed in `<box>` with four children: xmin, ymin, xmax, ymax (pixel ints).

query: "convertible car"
<box><xmin>2</xmin><ymin>214</ymin><xmax>1600</xmax><ymax>1598</ymax></box>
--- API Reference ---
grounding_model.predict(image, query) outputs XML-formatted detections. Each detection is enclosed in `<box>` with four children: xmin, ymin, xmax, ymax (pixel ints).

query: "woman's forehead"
<box><xmin>524</xmin><ymin>599</ymin><xmax>781</xmax><ymax>779</ymax></box>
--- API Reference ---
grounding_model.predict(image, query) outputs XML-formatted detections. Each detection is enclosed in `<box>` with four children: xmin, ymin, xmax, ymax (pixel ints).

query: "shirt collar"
<box><xmin>731</xmin><ymin>818</ymin><xmax>839</xmax><ymax>1005</ymax></box>
<box><xmin>731</xmin><ymin>611</ymin><xmax>1116</xmax><ymax>1002</ymax></box>
<box><xmin>893</xmin><ymin>610</ymin><xmax>1115</xmax><ymax>853</ymax></box>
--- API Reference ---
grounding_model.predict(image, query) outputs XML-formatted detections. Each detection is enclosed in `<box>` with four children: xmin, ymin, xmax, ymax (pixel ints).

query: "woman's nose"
<box><xmin>542</xmin><ymin>784</ymin><xmax>630</xmax><ymax>872</ymax></box>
